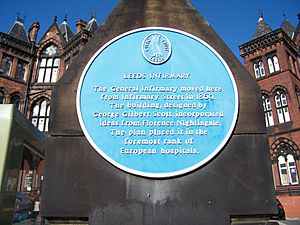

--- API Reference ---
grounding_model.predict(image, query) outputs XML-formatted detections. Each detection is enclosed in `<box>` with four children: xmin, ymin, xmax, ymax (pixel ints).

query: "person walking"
<box><xmin>33</xmin><ymin>199</ymin><xmax>40</xmax><ymax>219</ymax></box>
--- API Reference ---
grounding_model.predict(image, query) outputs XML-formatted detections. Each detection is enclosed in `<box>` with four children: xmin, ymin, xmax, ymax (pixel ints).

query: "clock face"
<box><xmin>45</xmin><ymin>45</ymin><xmax>57</xmax><ymax>57</ymax></box>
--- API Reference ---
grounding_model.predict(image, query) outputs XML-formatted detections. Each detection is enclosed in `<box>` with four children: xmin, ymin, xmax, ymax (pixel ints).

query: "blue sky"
<box><xmin>0</xmin><ymin>0</ymin><xmax>299</xmax><ymax>60</ymax></box>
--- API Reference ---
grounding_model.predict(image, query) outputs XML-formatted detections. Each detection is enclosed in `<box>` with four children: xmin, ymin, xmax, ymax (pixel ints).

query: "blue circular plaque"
<box><xmin>77</xmin><ymin>27</ymin><xmax>239</xmax><ymax>178</ymax></box>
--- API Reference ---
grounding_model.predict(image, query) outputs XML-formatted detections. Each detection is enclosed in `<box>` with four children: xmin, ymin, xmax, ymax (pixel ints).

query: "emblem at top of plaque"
<box><xmin>142</xmin><ymin>33</ymin><xmax>172</xmax><ymax>65</ymax></box>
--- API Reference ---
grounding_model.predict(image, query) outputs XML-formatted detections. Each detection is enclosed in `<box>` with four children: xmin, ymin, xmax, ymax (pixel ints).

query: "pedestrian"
<box><xmin>33</xmin><ymin>199</ymin><xmax>40</xmax><ymax>219</ymax></box>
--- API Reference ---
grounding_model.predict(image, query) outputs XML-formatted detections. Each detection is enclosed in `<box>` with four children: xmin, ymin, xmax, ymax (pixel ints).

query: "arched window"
<box><xmin>10</xmin><ymin>94</ymin><xmax>21</xmax><ymax>110</ymax></box>
<box><xmin>259</xmin><ymin>61</ymin><xmax>265</xmax><ymax>77</ymax></box>
<box><xmin>31</xmin><ymin>99</ymin><xmax>50</xmax><ymax>132</ymax></box>
<box><xmin>37</xmin><ymin>44</ymin><xmax>60</xmax><ymax>83</ymax></box>
<box><xmin>278</xmin><ymin>156</ymin><xmax>289</xmax><ymax>186</ymax></box>
<box><xmin>287</xmin><ymin>154</ymin><xmax>299</xmax><ymax>185</ymax></box>
<box><xmin>272</xmin><ymin>139</ymin><xmax>300</xmax><ymax>187</ymax></box>
<box><xmin>262</xmin><ymin>95</ymin><xmax>274</xmax><ymax>127</ymax></box>
<box><xmin>278</xmin><ymin>154</ymin><xmax>299</xmax><ymax>186</ymax></box>
<box><xmin>0</xmin><ymin>91</ymin><xmax>5</xmax><ymax>104</ymax></box>
<box><xmin>268</xmin><ymin>55</ymin><xmax>280</xmax><ymax>74</ymax></box>
<box><xmin>274</xmin><ymin>90</ymin><xmax>290</xmax><ymax>124</ymax></box>
<box><xmin>253</xmin><ymin>61</ymin><xmax>265</xmax><ymax>79</ymax></box>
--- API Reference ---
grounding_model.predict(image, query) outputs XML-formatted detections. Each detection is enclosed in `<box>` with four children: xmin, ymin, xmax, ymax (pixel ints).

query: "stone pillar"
<box><xmin>28</xmin><ymin>22</ymin><xmax>40</xmax><ymax>44</ymax></box>
<box><xmin>76</xmin><ymin>19</ymin><xmax>86</xmax><ymax>33</ymax></box>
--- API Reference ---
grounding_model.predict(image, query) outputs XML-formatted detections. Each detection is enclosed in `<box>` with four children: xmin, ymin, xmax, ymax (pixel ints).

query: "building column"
<box><xmin>11</xmin><ymin>57</ymin><xmax>18</xmax><ymax>78</ymax></box>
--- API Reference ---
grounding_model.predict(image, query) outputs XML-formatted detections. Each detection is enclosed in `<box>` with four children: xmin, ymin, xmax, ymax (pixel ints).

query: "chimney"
<box><xmin>28</xmin><ymin>22</ymin><xmax>40</xmax><ymax>43</ymax></box>
<box><xmin>76</xmin><ymin>19</ymin><xmax>87</xmax><ymax>33</ymax></box>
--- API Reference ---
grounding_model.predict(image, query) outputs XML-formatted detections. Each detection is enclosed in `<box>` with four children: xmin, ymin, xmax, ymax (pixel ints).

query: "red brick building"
<box><xmin>0</xmin><ymin>15</ymin><xmax>97</xmax><ymax>198</ymax></box>
<box><xmin>240</xmin><ymin>13</ymin><xmax>300</xmax><ymax>218</ymax></box>
<box><xmin>2</xmin><ymin>10</ymin><xmax>300</xmax><ymax>219</ymax></box>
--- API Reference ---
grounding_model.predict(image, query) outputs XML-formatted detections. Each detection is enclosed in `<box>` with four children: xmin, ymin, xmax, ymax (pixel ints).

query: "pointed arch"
<box><xmin>271</xmin><ymin>138</ymin><xmax>299</xmax><ymax>186</ymax></box>
<box><xmin>10</xmin><ymin>92</ymin><xmax>23</xmax><ymax>110</ymax></box>
<box><xmin>261</xmin><ymin>89</ymin><xmax>271</xmax><ymax>95</ymax></box>
<box><xmin>38</xmin><ymin>39</ymin><xmax>62</xmax><ymax>57</ymax></box>
<box><xmin>271</xmin><ymin>85</ymin><xmax>289</xmax><ymax>97</ymax></box>
<box><xmin>270</xmin><ymin>137</ymin><xmax>299</xmax><ymax>161</ymax></box>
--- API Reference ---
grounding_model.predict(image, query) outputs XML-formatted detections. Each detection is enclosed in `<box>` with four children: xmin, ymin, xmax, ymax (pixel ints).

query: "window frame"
<box><xmin>274</xmin><ymin>90</ymin><xmax>290</xmax><ymax>124</ymax></box>
<box><xmin>267</xmin><ymin>55</ymin><xmax>280</xmax><ymax>74</ymax></box>
<box><xmin>278</xmin><ymin>155</ymin><xmax>290</xmax><ymax>186</ymax></box>
<box><xmin>262</xmin><ymin>94</ymin><xmax>274</xmax><ymax>127</ymax></box>
<box><xmin>37</xmin><ymin>45</ymin><xmax>60</xmax><ymax>83</ymax></box>
<box><xmin>278</xmin><ymin>153</ymin><xmax>299</xmax><ymax>186</ymax></box>
<box><xmin>0</xmin><ymin>54</ymin><xmax>13</xmax><ymax>77</ymax></box>
<box><xmin>30</xmin><ymin>99</ymin><xmax>50</xmax><ymax>132</ymax></box>
<box><xmin>15</xmin><ymin>59</ymin><xmax>28</xmax><ymax>81</ymax></box>
<box><xmin>253</xmin><ymin>60</ymin><xmax>265</xmax><ymax>79</ymax></box>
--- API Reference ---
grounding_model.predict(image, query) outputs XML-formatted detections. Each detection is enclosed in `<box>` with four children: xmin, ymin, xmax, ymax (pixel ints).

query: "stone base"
<box><xmin>46</xmin><ymin>218</ymin><xmax>88</xmax><ymax>225</ymax></box>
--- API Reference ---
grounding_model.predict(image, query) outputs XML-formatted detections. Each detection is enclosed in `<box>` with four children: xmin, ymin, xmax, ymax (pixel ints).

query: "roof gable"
<box><xmin>38</xmin><ymin>17</ymin><xmax>66</xmax><ymax>46</ymax></box>
<box><xmin>8</xmin><ymin>17</ymin><xmax>29</xmax><ymax>43</ymax></box>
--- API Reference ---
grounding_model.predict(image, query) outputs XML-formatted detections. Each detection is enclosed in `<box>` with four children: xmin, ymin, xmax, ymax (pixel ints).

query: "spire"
<box><xmin>292</xmin><ymin>13</ymin><xmax>300</xmax><ymax>42</ymax></box>
<box><xmin>280</xmin><ymin>12</ymin><xmax>296</xmax><ymax>39</ymax></box>
<box><xmin>85</xmin><ymin>13</ymin><xmax>98</xmax><ymax>33</ymax></box>
<box><xmin>253</xmin><ymin>10</ymin><xmax>272</xmax><ymax>39</ymax></box>
<box><xmin>8</xmin><ymin>14</ymin><xmax>29</xmax><ymax>43</ymax></box>
<box><xmin>283</xmin><ymin>11</ymin><xmax>286</xmax><ymax>21</ymax></box>
<box><xmin>64</xmin><ymin>12</ymin><xmax>68</xmax><ymax>22</ymax></box>
<box><xmin>59</xmin><ymin>14</ymin><xmax>74</xmax><ymax>42</ymax></box>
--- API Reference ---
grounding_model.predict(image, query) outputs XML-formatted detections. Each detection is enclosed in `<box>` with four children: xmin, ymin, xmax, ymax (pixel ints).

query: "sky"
<box><xmin>0</xmin><ymin>0</ymin><xmax>299</xmax><ymax>61</ymax></box>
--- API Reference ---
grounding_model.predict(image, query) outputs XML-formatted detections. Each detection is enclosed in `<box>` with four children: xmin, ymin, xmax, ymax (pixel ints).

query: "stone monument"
<box><xmin>42</xmin><ymin>0</ymin><xmax>277</xmax><ymax>224</ymax></box>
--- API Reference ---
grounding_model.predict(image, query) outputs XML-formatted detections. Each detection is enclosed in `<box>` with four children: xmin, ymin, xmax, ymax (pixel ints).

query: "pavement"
<box><xmin>14</xmin><ymin>218</ymin><xmax>300</xmax><ymax>225</ymax></box>
<box><xmin>272</xmin><ymin>219</ymin><xmax>300</xmax><ymax>225</ymax></box>
<box><xmin>13</xmin><ymin>217</ymin><xmax>49</xmax><ymax>225</ymax></box>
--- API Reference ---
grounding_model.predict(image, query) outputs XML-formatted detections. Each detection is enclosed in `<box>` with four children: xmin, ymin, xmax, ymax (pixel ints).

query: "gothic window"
<box><xmin>10</xmin><ymin>94</ymin><xmax>21</xmax><ymax>110</ymax></box>
<box><xmin>274</xmin><ymin>90</ymin><xmax>290</xmax><ymax>124</ymax></box>
<box><xmin>253</xmin><ymin>61</ymin><xmax>265</xmax><ymax>79</ymax></box>
<box><xmin>278</xmin><ymin>154</ymin><xmax>299</xmax><ymax>186</ymax></box>
<box><xmin>0</xmin><ymin>91</ymin><xmax>5</xmax><ymax>104</ymax></box>
<box><xmin>0</xmin><ymin>55</ymin><xmax>13</xmax><ymax>76</ymax></box>
<box><xmin>262</xmin><ymin>94</ymin><xmax>274</xmax><ymax>127</ymax></box>
<box><xmin>268</xmin><ymin>55</ymin><xmax>280</xmax><ymax>74</ymax></box>
<box><xmin>287</xmin><ymin>154</ymin><xmax>299</xmax><ymax>185</ymax></box>
<box><xmin>278</xmin><ymin>156</ymin><xmax>289</xmax><ymax>185</ymax></box>
<box><xmin>31</xmin><ymin>99</ymin><xmax>50</xmax><ymax>132</ymax></box>
<box><xmin>37</xmin><ymin>45</ymin><xmax>60</xmax><ymax>83</ymax></box>
<box><xmin>15</xmin><ymin>59</ymin><xmax>28</xmax><ymax>81</ymax></box>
